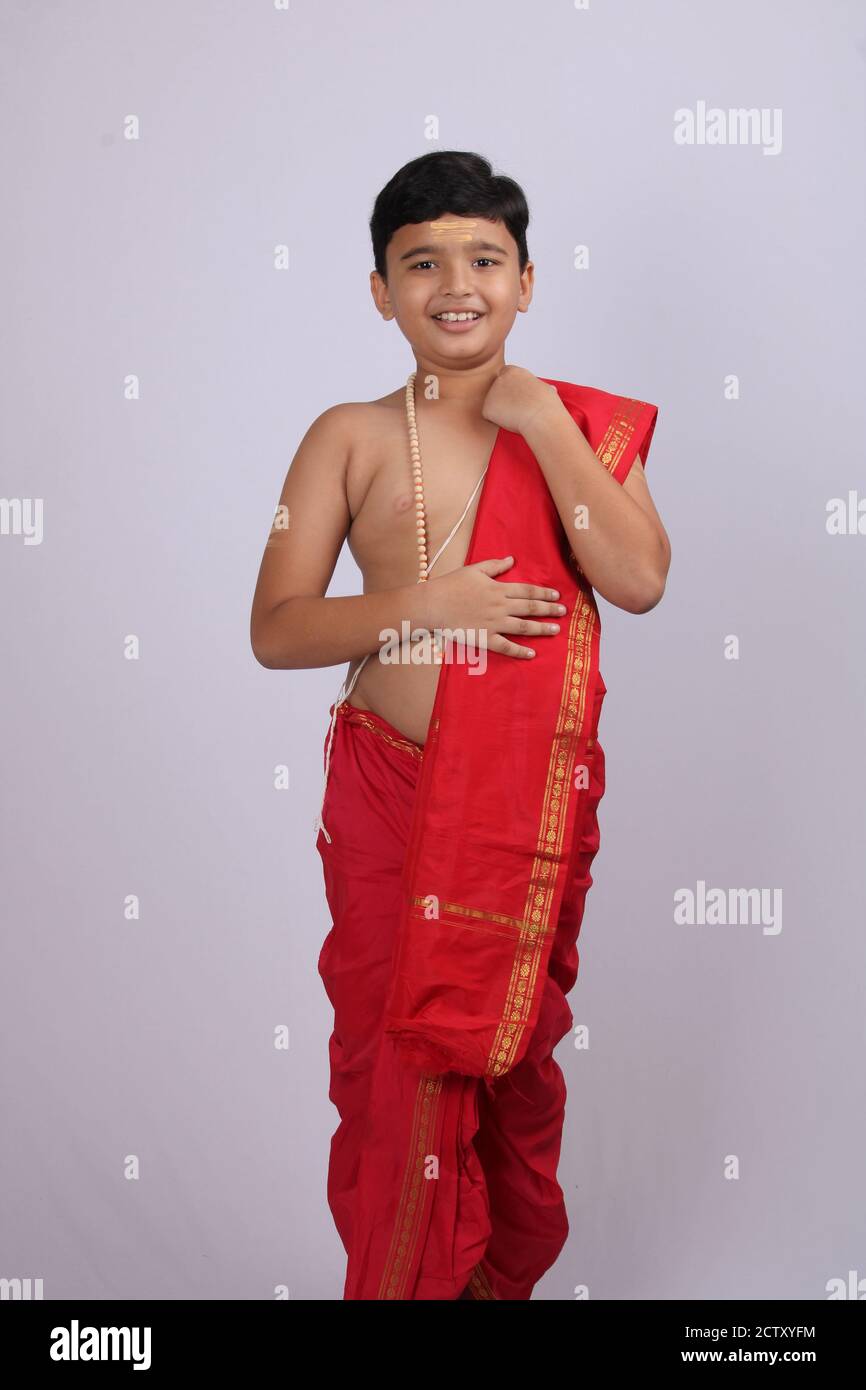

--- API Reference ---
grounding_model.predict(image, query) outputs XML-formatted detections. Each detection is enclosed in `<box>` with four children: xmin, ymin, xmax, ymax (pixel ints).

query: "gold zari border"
<box><xmin>468</xmin><ymin>1261</ymin><xmax>498</xmax><ymax>1299</ymax></box>
<box><xmin>337</xmin><ymin>703</ymin><xmax>424</xmax><ymax>761</ymax></box>
<box><xmin>598</xmin><ymin>396</ymin><xmax>644</xmax><ymax>476</ymax></box>
<box><xmin>484</xmin><ymin>401</ymin><xmax>642</xmax><ymax>1077</ymax></box>
<box><xmin>485</xmin><ymin>596</ymin><xmax>597</xmax><ymax>1076</ymax></box>
<box><xmin>377</xmin><ymin>1074</ymin><xmax>443</xmax><ymax>1299</ymax></box>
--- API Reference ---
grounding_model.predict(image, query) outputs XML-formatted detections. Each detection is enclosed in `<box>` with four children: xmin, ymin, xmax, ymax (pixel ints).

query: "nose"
<box><xmin>439</xmin><ymin>267</ymin><xmax>474</xmax><ymax>297</ymax></box>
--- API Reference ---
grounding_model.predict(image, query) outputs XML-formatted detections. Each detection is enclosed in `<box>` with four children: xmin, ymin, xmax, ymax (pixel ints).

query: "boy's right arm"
<box><xmin>249</xmin><ymin>405</ymin><xmax>431</xmax><ymax>671</ymax></box>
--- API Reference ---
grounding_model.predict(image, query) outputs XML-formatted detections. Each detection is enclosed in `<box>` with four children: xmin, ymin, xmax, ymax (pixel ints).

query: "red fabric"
<box><xmin>382</xmin><ymin>379</ymin><xmax>658</xmax><ymax>1078</ymax></box>
<box><xmin>315</xmin><ymin>377</ymin><xmax>658</xmax><ymax>1298</ymax></box>
<box><xmin>317</xmin><ymin>695</ymin><xmax>604</xmax><ymax>1299</ymax></box>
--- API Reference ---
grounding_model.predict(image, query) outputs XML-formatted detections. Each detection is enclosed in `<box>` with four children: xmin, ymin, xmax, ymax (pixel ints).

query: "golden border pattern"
<box><xmin>337</xmin><ymin>703</ymin><xmax>424</xmax><ymax>761</ymax></box>
<box><xmin>598</xmin><ymin>397</ymin><xmax>645</xmax><ymax>477</ymax></box>
<box><xmin>483</xmin><ymin>400</ymin><xmax>642</xmax><ymax>1078</ymax></box>
<box><xmin>485</xmin><ymin>595</ymin><xmax>597</xmax><ymax>1076</ymax></box>
<box><xmin>467</xmin><ymin>1261</ymin><xmax>498</xmax><ymax>1299</ymax></box>
<box><xmin>410</xmin><ymin>895</ymin><xmax>550</xmax><ymax>935</ymax></box>
<box><xmin>377</xmin><ymin>1074</ymin><xmax>443</xmax><ymax>1299</ymax></box>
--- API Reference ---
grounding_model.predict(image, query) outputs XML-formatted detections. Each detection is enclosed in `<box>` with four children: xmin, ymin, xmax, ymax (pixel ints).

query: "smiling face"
<box><xmin>370</xmin><ymin>213</ymin><xmax>533</xmax><ymax>366</ymax></box>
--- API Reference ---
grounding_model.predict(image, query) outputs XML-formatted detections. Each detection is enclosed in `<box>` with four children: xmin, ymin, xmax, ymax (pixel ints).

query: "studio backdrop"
<box><xmin>1</xmin><ymin>0</ymin><xmax>863</xmax><ymax>1300</ymax></box>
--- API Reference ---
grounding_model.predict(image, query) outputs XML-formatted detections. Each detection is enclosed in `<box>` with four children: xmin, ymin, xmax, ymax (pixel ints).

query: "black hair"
<box><xmin>369</xmin><ymin>149</ymin><xmax>530</xmax><ymax>281</ymax></box>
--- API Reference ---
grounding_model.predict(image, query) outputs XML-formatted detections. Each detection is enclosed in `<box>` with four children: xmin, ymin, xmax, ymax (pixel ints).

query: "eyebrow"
<box><xmin>398</xmin><ymin>239</ymin><xmax>510</xmax><ymax>261</ymax></box>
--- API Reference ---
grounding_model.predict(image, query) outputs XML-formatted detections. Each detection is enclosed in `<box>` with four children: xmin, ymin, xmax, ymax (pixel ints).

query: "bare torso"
<box><xmin>340</xmin><ymin>388</ymin><xmax>501</xmax><ymax>746</ymax></box>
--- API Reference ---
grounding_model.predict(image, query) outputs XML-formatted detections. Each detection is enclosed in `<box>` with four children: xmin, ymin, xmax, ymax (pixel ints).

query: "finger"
<box><xmin>476</xmin><ymin>555</ymin><xmax>515</xmax><ymax>576</ymax></box>
<box><xmin>501</xmin><ymin>596</ymin><xmax>567</xmax><ymax>618</ymax></box>
<box><xmin>498</xmin><ymin>615</ymin><xmax>561</xmax><ymax>637</ymax></box>
<box><xmin>502</xmin><ymin>583</ymin><xmax>562</xmax><ymax>601</ymax></box>
<box><xmin>489</xmin><ymin>634</ymin><xmax>536</xmax><ymax>659</ymax></box>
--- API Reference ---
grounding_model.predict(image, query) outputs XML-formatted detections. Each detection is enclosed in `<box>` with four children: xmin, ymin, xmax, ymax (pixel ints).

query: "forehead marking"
<box><xmin>427</xmin><ymin>218</ymin><xmax>477</xmax><ymax>241</ymax></box>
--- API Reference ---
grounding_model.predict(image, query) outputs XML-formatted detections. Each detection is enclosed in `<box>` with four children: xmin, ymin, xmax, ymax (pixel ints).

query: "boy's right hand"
<box><xmin>421</xmin><ymin>556</ymin><xmax>568</xmax><ymax>659</ymax></box>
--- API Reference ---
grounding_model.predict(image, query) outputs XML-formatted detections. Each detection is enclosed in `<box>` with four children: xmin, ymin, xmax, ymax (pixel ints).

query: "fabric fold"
<box><xmin>382</xmin><ymin>380</ymin><xmax>659</xmax><ymax>1078</ymax></box>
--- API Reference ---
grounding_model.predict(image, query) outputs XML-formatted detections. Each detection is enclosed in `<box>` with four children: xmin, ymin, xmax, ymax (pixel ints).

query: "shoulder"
<box><xmin>303</xmin><ymin>394</ymin><xmax>411</xmax><ymax>477</ymax></box>
<box><xmin>291</xmin><ymin>402</ymin><xmax>375</xmax><ymax>480</ymax></box>
<box><xmin>298</xmin><ymin>401</ymin><xmax>360</xmax><ymax>446</ymax></box>
<box><xmin>303</xmin><ymin>395</ymin><xmax>402</xmax><ymax>443</ymax></box>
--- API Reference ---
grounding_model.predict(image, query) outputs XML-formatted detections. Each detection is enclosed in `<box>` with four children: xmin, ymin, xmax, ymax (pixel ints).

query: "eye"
<box><xmin>408</xmin><ymin>257</ymin><xmax>501</xmax><ymax>270</ymax></box>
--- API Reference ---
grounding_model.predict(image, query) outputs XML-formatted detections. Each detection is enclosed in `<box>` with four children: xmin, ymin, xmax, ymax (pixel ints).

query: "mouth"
<box><xmin>431</xmin><ymin>310</ymin><xmax>485</xmax><ymax>333</ymax></box>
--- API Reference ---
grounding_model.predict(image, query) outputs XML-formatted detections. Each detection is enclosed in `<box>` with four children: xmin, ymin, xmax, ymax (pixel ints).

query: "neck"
<box><xmin>411</xmin><ymin>352</ymin><xmax>505</xmax><ymax>415</ymax></box>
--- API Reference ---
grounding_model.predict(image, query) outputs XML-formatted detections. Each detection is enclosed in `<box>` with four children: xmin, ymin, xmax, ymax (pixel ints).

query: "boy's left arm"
<box><xmin>482</xmin><ymin>366</ymin><xmax>670</xmax><ymax>615</ymax></box>
<box><xmin>527</xmin><ymin>406</ymin><xmax>670</xmax><ymax>614</ymax></box>
<box><xmin>618</xmin><ymin>453</ymin><xmax>671</xmax><ymax>595</ymax></box>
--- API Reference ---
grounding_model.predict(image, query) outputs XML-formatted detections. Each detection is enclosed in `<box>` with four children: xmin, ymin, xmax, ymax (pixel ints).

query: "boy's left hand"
<box><xmin>481</xmin><ymin>365</ymin><xmax>564</xmax><ymax>435</ymax></box>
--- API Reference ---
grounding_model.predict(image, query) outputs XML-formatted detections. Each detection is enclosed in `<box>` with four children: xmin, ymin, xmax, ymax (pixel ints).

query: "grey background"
<box><xmin>1</xmin><ymin>0</ymin><xmax>864</xmax><ymax>1300</ymax></box>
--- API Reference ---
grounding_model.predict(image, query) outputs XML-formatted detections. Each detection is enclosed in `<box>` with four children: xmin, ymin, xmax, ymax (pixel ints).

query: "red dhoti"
<box><xmin>316</xmin><ymin>689</ymin><xmax>606</xmax><ymax>1300</ymax></box>
<box><xmin>313</xmin><ymin>376</ymin><xmax>656</xmax><ymax>1300</ymax></box>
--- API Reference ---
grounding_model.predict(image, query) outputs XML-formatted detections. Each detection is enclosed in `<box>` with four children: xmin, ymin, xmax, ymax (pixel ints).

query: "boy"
<box><xmin>250</xmin><ymin>150</ymin><xmax>669</xmax><ymax>1300</ymax></box>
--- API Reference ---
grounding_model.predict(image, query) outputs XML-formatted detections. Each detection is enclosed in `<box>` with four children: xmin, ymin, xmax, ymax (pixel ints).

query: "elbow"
<box><xmin>627</xmin><ymin>582</ymin><xmax>665</xmax><ymax>614</ymax></box>
<box><xmin>251</xmin><ymin>596</ymin><xmax>302</xmax><ymax>669</ymax></box>
<box><xmin>250</xmin><ymin>614</ymin><xmax>289</xmax><ymax>669</ymax></box>
<box><xmin>625</xmin><ymin>557</ymin><xmax>669</xmax><ymax>615</ymax></box>
<box><xmin>251</xmin><ymin>633</ymin><xmax>298</xmax><ymax>670</ymax></box>
<box><xmin>251</xmin><ymin>631</ymin><xmax>277</xmax><ymax>668</ymax></box>
<box><xmin>629</xmin><ymin>537</ymin><xmax>670</xmax><ymax>614</ymax></box>
<box><xmin>252</xmin><ymin>643</ymin><xmax>298</xmax><ymax>671</ymax></box>
<box><xmin>252</xmin><ymin>643</ymin><xmax>278</xmax><ymax>670</ymax></box>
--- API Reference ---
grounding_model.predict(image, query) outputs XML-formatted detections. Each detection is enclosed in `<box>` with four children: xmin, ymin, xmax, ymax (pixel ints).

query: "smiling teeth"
<box><xmin>434</xmin><ymin>312</ymin><xmax>481</xmax><ymax>321</ymax></box>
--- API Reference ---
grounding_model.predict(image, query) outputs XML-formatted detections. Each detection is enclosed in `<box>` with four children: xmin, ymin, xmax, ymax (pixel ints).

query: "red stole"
<box><xmin>382</xmin><ymin>379</ymin><xmax>659</xmax><ymax>1078</ymax></box>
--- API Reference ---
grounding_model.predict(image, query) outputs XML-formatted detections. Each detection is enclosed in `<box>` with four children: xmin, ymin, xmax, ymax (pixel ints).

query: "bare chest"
<box><xmin>346</xmin><ymin>414</ymin><xmax>500</xmax><ymax>584</ymax></box>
